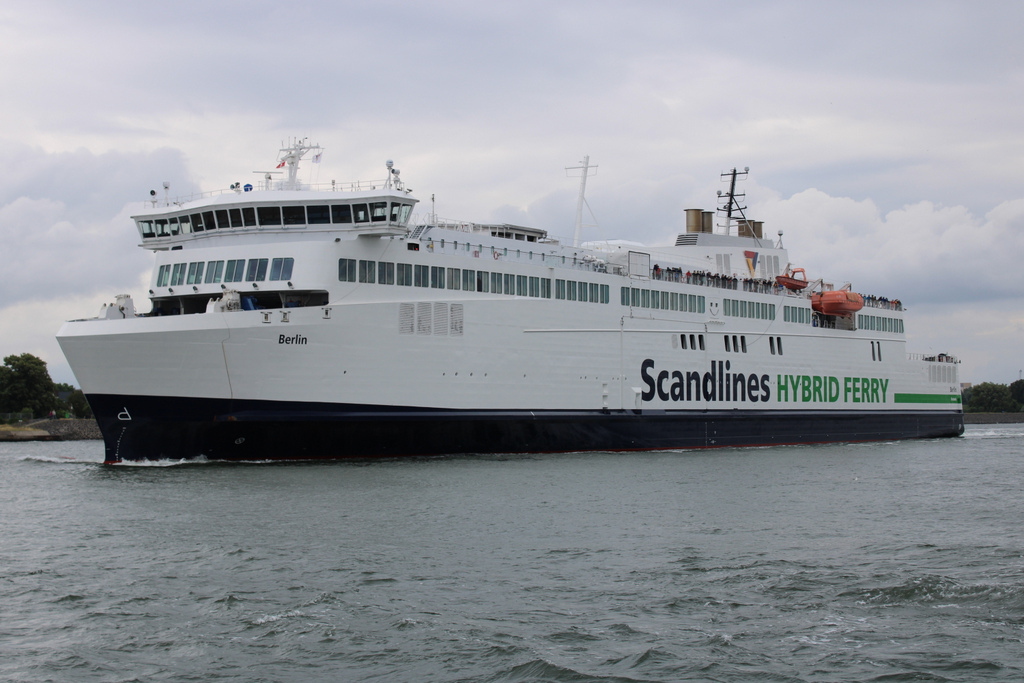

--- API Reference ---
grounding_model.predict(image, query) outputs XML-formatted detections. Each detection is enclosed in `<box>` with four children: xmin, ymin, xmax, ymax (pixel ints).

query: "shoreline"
<box><xmin>0</xmin><ymin>419</ymin><xmax>103</xmax><ymax>441</ymax></box>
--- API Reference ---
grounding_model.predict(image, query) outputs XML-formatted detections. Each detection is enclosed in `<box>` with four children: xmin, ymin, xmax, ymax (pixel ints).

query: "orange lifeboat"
<box><xmin>776</xmin><ymin>267</ymin><xmax>809</xmax><ymax>291</ymax></box>
<box><xmin>811</xmin><ymin>289</ymin><xmax>864</xmax><ymax>317</ymax></box>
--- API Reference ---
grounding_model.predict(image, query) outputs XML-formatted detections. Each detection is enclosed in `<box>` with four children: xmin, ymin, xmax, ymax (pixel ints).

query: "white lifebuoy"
<box><xmin>473</xmin><ymin>250</ymin><xmax>479</xmax><ymax>258</ymax></box>
<box><xmin>492</xmin><ymin>250</ymin><xmax>500</xmax><ymax>260</ymax></box>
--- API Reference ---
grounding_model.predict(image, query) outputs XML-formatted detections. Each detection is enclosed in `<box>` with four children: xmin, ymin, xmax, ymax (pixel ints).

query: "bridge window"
<box><xmin>307</xmin><ymin>205</ymin><xmax>330</xmax><ymax>224</ymax></box>
<box><xmin>390</xmin><ymin>203</ymin><xmax>412</xmax><ymax>224</ymax></box>
<box><xmin>257</xmin><ymin>206</ymin><xmax>281</xmax><ymax>226</ymax></box>
<box><xmin>332</xmin><ymin>205</ymin><xmax>352</xmax><ymax>224</ymax></box>
<box><xmin>282</xmin><ymin>206</ymin><xmax>306</xmax><ymax>225</ymax></box>
<box><xmin>353</xmin><ymin>204</ymin><xmax>370</xmax><ymax>223</ymax></box>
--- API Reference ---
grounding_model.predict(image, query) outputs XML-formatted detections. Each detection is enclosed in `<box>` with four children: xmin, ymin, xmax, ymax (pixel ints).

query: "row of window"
<box><xmin>337</xmin><ymin>259</ymin><xmax>612</xmax><ymax>302</ymax></box>
<box><xmin>680</xmin><ymin>334</ymin><xmax>706</xmax><ymax>351</ymax></box>
<box><xmin>555</xmin><ymin>280</ymin><xmax>610</xmax><ymax>303</ymax></box>
<box><xmin>783</xmin><ymin>306</ymin><xmax>813</xmax><ymax>324</ymax></box>
<box><xmin>334</xmin><ymin>261</ymin><xmax>721</xmax><ymax>316</ymax></box>
<box><xmin>724</xmin><ymin>298</ymin><xmax>777</xmax><ymax>321</ymax></box>
<box><xmin>678</xmin><ymin>332</ymin><xmax>783</xmax><ymax>355</ymax></box>
<box><xmin>139</xmin><ymin>202</ymin><xmax>415</xmax><ymax>238</ymax></box>
<box><xmin>620</xmin><ymin>287</ymin><xmax>707</xmax><ymax>314</ymax></box>
<box><xmin>156</xmin><ymin>258</ymin><xmax>294</xmax><ymax>287</ymax></box>
<box><xmin>859</xmin><ymin>314</ymin><xmax>904</xmax><ymax>334</ymax></box>
<box><xmin>725</xmin><ymin>335</ymin><xmax>748</xmax><ymax>353</ymax></box>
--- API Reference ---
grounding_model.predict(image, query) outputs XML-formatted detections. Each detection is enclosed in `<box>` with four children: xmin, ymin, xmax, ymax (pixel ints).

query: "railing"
<box><xmin>421</xmin><ymin>236</ymin><xmax>624</xmax><ymax>275</ymax></box>
<box><xmin>141</xmin><ymin>177</ymin><xmax>394</xmax><ymax>210</ymax></box>
<box><xmin>650</xmin><ymin>268</ymin><xmax>906</xmax><ymax>310</ymax></box>
<box><xmin>652</xmin><ymin>269</ymin><xmax>785</xmax><ymax>295</ymax></box>
<box><xmin>862</xmin><ymin>297</ymin><xmax>903</xmax><ymax>311</ymax></box>
<box><xmin>907</xmin><ymin>353</ymin><xmax>959</xmax><ymax>363</ymax></box>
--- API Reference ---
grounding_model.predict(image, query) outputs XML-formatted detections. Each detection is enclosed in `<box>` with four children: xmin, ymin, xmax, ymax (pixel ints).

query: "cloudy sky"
<box><xmin>2</xmin><ymin>0</ymin><xmax>1023</xmax><ymax>385</ymax></box>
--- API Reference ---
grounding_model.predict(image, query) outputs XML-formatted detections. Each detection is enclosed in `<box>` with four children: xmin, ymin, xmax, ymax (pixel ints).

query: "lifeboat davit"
<box><xmin>776</xmin><ymin>267</ymin><xmax>809</xmax><ymax>291</ymax></box>
<box><xmin>811</xmin><ymin>289</ymin><xmax>864</xmax><ymax>317</ymax></box>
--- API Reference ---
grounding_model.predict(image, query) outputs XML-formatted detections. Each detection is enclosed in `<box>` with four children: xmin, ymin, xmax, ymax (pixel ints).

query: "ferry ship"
<box><xmin>56</xmin><ymin>141</ymin><xmax>964</xmax><ymax>462</ymax></box>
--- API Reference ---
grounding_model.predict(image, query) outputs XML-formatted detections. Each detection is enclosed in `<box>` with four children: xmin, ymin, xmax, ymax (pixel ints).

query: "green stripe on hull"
<box><xmin>894</xmin><ymin>393</ymin><xmax>962</xmax><ymax>404</ymax></box>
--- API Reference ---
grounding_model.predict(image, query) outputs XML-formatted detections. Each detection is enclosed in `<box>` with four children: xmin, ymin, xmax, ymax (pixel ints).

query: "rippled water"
<box><xmin>3</xmin><ymin>426</ymin><xmax>1024</xmax><ymax>682</ymax></box>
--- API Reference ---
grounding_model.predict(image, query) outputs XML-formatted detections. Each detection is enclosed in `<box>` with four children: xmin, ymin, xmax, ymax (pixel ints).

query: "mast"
<box><xmin>717</xmin><ymin>166</ymin><xmax>749</xmax><ymax>235</ymax></box>
<box><xmin>566</xmin><ymin>155</ymin><xmax>597</xmax><ymax>247</ymax></box>
<box><xmin>275</xmin><ymin>138</ymin><xmax>323</xmax><ymax>190</ymax></box>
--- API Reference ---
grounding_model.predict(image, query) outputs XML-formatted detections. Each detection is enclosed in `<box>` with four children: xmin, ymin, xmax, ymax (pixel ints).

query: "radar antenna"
<box><xmin>383</xmin><ymin>159</ymin><xmax>405</xmax><ymax>191</ymax></box>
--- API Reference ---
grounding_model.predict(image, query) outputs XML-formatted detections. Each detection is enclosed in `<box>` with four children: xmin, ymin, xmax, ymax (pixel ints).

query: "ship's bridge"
<box><xmin>132</xmin><ymin>141</ymin><xmax>418</xmax><ymax>245</ymax></box>
<box><xmin>132</xmin><ymin>188</ymin><xmax>418</xmax><ymax>244</ymax></box>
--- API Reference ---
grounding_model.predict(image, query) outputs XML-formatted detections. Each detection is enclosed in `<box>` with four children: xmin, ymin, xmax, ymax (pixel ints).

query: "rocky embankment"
<box><xmin>0</xmin><ymin>419</ymin><xmax>103</xmax><ymax>441</ymax></box>
<box><xmin>963</xmin><ymin>413</ymin><xmax>1024</xmax><ymax>424</ymax></box>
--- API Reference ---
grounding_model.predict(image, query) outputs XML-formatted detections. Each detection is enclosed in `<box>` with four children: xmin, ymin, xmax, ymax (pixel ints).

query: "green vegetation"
<box><xmin>962</xmin><ymin>379</ymin><xmax>1024</xmax><ymax>413</ymax></box>
<box><xmin>0</xmin><ymin>353</ymin><xmax>92</xmax><ymax>420</ymax></box>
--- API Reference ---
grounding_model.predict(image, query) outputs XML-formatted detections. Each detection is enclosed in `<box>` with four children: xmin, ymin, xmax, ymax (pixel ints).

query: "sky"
<box><xmin>2</xmin><ymin>0</ymin><xmax>1023</xmax><ymax>386</ymax></box>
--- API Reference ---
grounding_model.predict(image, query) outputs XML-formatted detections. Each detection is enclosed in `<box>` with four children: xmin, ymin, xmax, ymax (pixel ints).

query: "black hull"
<box><xmin>87</xmin><ymin>394</ymin><xmax>965</xmax><ymax>463</ymax></box>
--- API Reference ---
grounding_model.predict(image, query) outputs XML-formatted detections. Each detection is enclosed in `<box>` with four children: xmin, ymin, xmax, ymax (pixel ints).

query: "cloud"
<box><xmin>2</xmin><ymin>1</ymin><xmax>1023</xmax><ymax>385</ymax></box>
<box><xmin>0</xmin><ymin>146</ymin><xmax>191</xmax><ymax>305</ymax></box>
<box><xmin>752</xmin><ymin>190</ymin><xmax>1024</xmax><ymax>306</ymax></box>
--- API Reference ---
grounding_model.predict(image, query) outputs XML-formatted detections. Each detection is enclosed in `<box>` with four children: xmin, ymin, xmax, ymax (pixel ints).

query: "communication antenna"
<box><xmin>566</xmin><ymin>155</ymin><xmax>598</xmax><ymax>247</ymax></box>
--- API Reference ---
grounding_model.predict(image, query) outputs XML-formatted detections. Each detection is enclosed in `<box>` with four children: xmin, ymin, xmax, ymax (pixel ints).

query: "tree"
<box><xmin>964</xmin><ymin>382</ymin><xmax>1019</xmax><ymax>413</ymax></box>
<box><xmin>68</xmin><ymin>389</ymin><xmax>93</xmax><ymax>419</ymax></box>
<box><xmin>0</xmin><ymin>353</ymin><xmax>58</xmax><ymax>418</ymax></box>
<box><xmin>1010</xmin><ymin>379</ymin><xmax>1024</xmax><ymax>408</ymax></box>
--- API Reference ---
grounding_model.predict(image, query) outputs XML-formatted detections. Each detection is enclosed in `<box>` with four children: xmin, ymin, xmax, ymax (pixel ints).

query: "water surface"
<box><xmin>3</xmin><ymin>426</ymin><xmax>1023</xmax><ymax>681</ymax></box>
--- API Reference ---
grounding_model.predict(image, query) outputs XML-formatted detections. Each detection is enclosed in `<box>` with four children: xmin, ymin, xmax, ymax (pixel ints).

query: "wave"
<box><xmin>852</xmin><ymin>573</ymin><xmax>1024</xmax><ymax>610</ymax></box>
